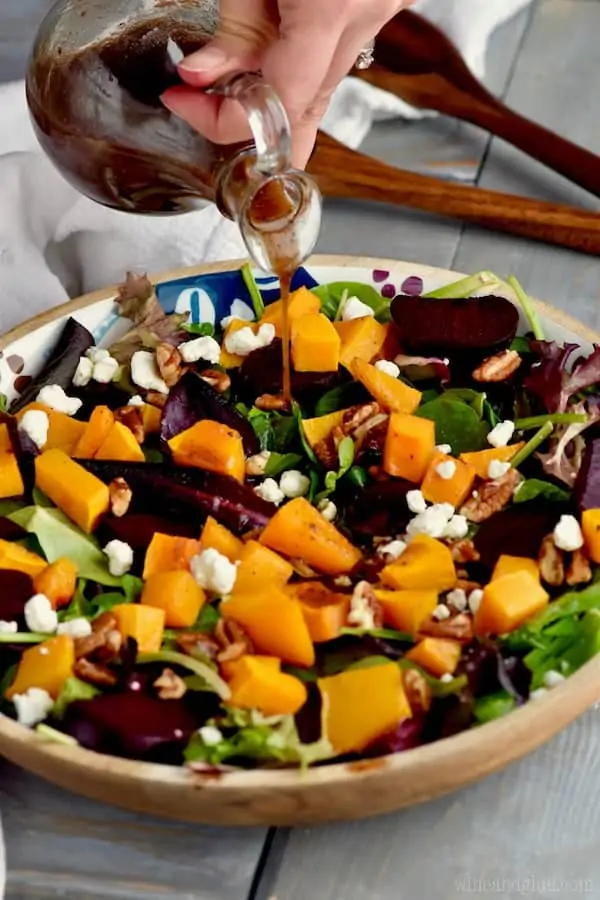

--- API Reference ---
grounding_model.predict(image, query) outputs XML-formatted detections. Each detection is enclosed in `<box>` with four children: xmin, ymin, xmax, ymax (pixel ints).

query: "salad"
<box><xmin>1</xmin><ymin>265</ymin><xmax>600</xmax><ymax>772</ymax></box>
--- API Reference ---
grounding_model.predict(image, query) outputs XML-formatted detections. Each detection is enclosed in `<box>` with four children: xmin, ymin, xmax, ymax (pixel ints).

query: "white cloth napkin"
<box><xmin>0</xmin><ymin>0</ymin><xmax>534</xmax><ymax>336</ymax></box>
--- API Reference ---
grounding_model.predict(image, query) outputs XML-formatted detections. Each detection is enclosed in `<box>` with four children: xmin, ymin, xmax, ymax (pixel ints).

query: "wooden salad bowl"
<box><xmin>1</xmin><ymin>255</ymin><xmax>600</xmax><ymax>827</ymax></box>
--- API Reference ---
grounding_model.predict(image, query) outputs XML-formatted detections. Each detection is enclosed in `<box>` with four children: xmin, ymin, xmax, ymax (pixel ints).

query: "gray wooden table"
<box><xmin>3</xmin><ymin>1</ymin><xmax>600</xmax><ymax>898</ymax></box>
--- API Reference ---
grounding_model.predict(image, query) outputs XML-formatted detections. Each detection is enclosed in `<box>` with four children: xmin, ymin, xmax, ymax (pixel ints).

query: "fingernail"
<box><xmin>180</xmin><ymin>47</ymin><xmax>227</xmax><ymax>73</ymax></box>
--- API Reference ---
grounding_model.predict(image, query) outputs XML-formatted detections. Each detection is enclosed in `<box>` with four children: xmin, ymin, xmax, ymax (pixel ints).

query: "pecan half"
<box><xmin>200</xmin><ymin>369</ymin><xmax>231</xmax><ymax>393</ymax></box>
<box><xmin>420</xmin><ymin>612</ymin><xmax>474</xmax><ymax>642</ymax></box>
<box><xmin>154</xmin><ymin>667</ymin><xmax>187</xmax><ymax>700</ymax></box>
<box><xmin>538</xmin><ymin>534</ymin><xmax>565</xmax><ymax>587</ymax></box>
<box><xmin>566</xmin><ymin>547</ymin><xmax>593</xmax><ymax>586</ymax></box>
<box><xmin>402</xmin><ymin>668</ymin><xmax>432</xmax><ymax>714</ymax></box>
<box><xmin>176</xmin><ymin>632</ymin><xmax>220</xmax><ymax>661</ymax></box>
<box><xmin>156</xmin><ymin>342</ymin><xmax>186</xmax><ymax>387</ymax></box>
<box><xmin>74</xmin><ymin>658</ymin><xmax>118</xmax><ymax>687</ymax></box>
<box><xmin>472</xmin><ymin>349</ymin><xmax>522</xmax><ymax>383</ymax></box>
<box><xmin>214</xmin><ymin>619</ymin><xmax>253</xmax><ymax>663</ymax></box>
<box><xmin>109</xmin><ymin>477</ymin><xmax>132</xmax><ymax>518</ymax></box>
<box><xmin>449</xmin><ymin>539</ymin><xmax>480</xmax><ymax>564</ymax></box>
<box><xmin>255</xmin><ymin>393</ymin><xmax>290</xmax><ymax>412</ymax></box>
<box><xmin>114</xmin><ymin>406</ymin><xmax>145</xmax><ymax>444</ymax></box>
<box><xmin>460</xmin><ymin>468</ymin><xmax>521</xmax><ymax>523</ymax></box>
<box><xmin>75</xmin><ymin>614</ymin><xmax>122</xmax><ymax>660</ymax></box>
<box><xmin>314</xmin><ymin>403</ymin><xmax>387</xmax><ymax>467</ymax></box>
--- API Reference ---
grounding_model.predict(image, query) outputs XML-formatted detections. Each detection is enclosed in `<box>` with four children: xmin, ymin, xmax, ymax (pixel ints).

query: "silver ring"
<box><xmin>355</xmin><ymin>39</ymin><xmax>375</xmax><ymax>70</ymax></box>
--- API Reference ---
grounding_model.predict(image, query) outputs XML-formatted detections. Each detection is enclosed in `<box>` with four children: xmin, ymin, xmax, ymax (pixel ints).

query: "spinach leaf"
<box><xmin>415</xmin><ymin>398</ymin><xmax>489</xmax><ymax>455</ymax></box>
<box><xmin>347</xmin><ymin>465</ymin><xmax>368</xmax><ymax>488</ymax></box>
<box><xmin>182</xmin><ymin>322</ymin><xmax>215</xmax><ymax>337</ymax></box>
<box><xmin>510</xmin><ymin>335</ymin><xmax>532</xmax><ymax>354</ymax></box>
<box><xmin>314</xmin><ymin>381</ymin><xmax>366</xmax><ymax>417</ymax></box>
<box><xmin>0</xmin><ymin>499</ymin><xmax>25</xmax><ymax>518</ymax></box>
<box><xmin>473</xmin><ymin>691</ymin><xmax>516</xmax><ymax>724</ymax></box>
<box><xmin>514</xmin><ymin>479</ymin><xmax>570</xmax><ymax>505</ymax></box>
<box><xmin>312</xmin><ymin>282</ymin><xmax>389</xmax><ymax>321</ymax></box>
<box><xmin>442</xmin><ymin>388</ymin><xmax>486</xmax><ymax>418</ymax></box>
<box><xmin>9</xmin><ymin>506</ymin><xmax>121</xmax><ymax>586</ymax></box>
<box><xmin>264</xmin><ymin>452</ymin><xmax>304</xmax><ymax>478</ymax></box>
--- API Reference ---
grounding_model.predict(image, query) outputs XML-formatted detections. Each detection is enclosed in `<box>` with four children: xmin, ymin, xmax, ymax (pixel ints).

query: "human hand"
<box><xmin>161</xmin><ymin>0</ymin><xmax>414</xmax><ymax>168</ymax></box>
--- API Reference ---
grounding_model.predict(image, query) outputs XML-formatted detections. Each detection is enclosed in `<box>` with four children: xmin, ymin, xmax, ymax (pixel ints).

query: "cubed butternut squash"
<box><xmin>222</xmin><ymin>655</ymin><xmax>281</xmax><ymax>681</ymax></box>
<box><xmin>0</xmin><ymin>539</ymin><xmax>47</xmax><ymax>578</ymax></box>
<box><xmin>16</xmin><ymin>403</ymin><xmax>86</xmax><ymax>456</ymax></box>
<box><xmin>291</xmin><ymin>313</ymin><xmax>341</xmax><ymax>372</ymax></box>
<box><xmin>233</xmin><ymin>540</ymin><xmax>294</xmax><ymax>594</ymax></box>
<box><xmin>141</xmin><ymin>403</ymin><xmax>162</xmax><ymax>435</ymax></box>
<box><xmin>492</xmin><ymin>554</ymin><xmax>539</xmax><ymax>583</ymax></box>
<box><xmin>199</xmin><ymin>516</ymin><xmax>243</xmax><ymax>562</ymax></box>
<box><xmin>0</xmin><ymin>453</ymin><xmax>24</xmax><ymax>498</ymax></box>
<box><xmin>220</xmin><ymin>319</ymin><xmax>257</xmax><ymax>368</ymax></box>
<box><xmin>420</xmin><ymin>452</ymin><xmax>476</xmax><ymax>508</ymax></box>
<box><xmin>141</xmin><ymin>570</ymin><xmax>206</xmax><ymax>628</ymax></box>
<box><xmin>381</xmin><ymin>534</ymin><xmax>456</xmax><ymax>592</ymax></box>
<box><xmin>6</xmin><ymin>635</ymin><xmax>75</xmax><ymax>700</ymax></box>
<box><xmin>73</xmin><ymin>406</ymin><xmax>115</xmax><ymax>459</ymax></box>
<box><xmin>460</xmin><ymin>443</ymin><xmax>525</xmax><ymax>479</ymax></box>
<box><xmin>227</xmin><ymin>655</ymin><xmax>307</xmax><ymax>716</ymax></box>
<box><xmin>301</xmin><ymin>409</ymin><xmax>348</xmax><ymax>450</ymax></box>
<box><xmin>286</xmin><ymin>581</ymin><xmax>350</xmax><ymax>643</ymax></box>
<box><xmin>383</xmin><ymin>413</ymin><xmax>435</xmax><ymax>482</ymax></box>
<box><xmin>373</xmin><ymin>588</ymin><xmax>439</xmax><ymax>635</ymax></box>
<box><xmin>35</xmin><ymin>449</ymin><xmax>110</xmax><ymax>533</ymax></box>
<box><xmin>168</xmin><ymin>419</ymin><xmax>245</xmax><ymax>483</ymax></box>
<box><xmin>582</xmin><ymin>509</ymin><xmax>600</xmax><ymax>564</ymax></box>
<box><xmin>0</xmin><ymin>424</ymin><xmax>12</xmax><ymax>454</ymax></box>
<box><xmin>334</xmin><ymin>317</ymin><xmax>388</xmax><ymax>369</ymax></box>
<box><xmin>474</xmin><ymin>571</ymin><xmax>549</xmax><ymax>636</ymax></box>
<box><xmin>94</xmin><ymin>421</ymin><xmax>145</xmax><ymax>462</ymax></box>
<box><xmin>318</xmin><ymin>663</ymin><xmax>412</xmax><ymax>756</ymax></box>
<box><xmin>112</xmin><ymin>603</ymin><xmax>165</xmax><ymax>653</ymax></box>
<box><xmin>350</xmin><ymin>358</ymin><xmax>421</xmax><ymax>414</ymax></box>
<box><xmin>221</xmin><ymin>588</ymin><xmax>315</xmax><ymax>667</ymax></box>
<box><xmin>143</xmin><ymin>533</ymin><xmax>202</xmax><ymax>580</ymax></box>
<box><xmin>405</xmin><ymin>637</ymin><xmax>462</xmax><ymax>677</ymax></box>
<box><xmin>259</xmin><ymin>286</ymin><xmax>321</xmax><ymax>337</ymax></box>
<box><xmin>259</xmin><ymin>497</ymin><xmax>362</xmax><ymax>575</ymax></box>
<box><xmin>33</xmin><ymin>558</ymin><xmax>78</xmax><ymax>609</ymax></box>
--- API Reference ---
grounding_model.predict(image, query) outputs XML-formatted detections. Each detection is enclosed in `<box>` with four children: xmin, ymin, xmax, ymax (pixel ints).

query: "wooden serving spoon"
<box><xmin>355</xmin><ymin>9</ymin><xmax>600</xmax><ymax>199</ymax></box>
<box><xmin>309</xmin><ymin>132</ymin><xmax>600</xmax><ymax>256</ymax></box>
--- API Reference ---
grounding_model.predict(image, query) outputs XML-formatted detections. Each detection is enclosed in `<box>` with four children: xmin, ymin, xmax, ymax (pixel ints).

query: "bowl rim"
<box><xmin>2</xmin><ymin>254</ymin><xmax>599</xmax><ymax>824</ymax></box>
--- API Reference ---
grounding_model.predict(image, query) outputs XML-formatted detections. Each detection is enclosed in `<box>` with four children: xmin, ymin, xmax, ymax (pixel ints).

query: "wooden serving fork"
<box><xmin>356</xmin><ymin>9</ymin><xmax>600</xmax><ymax>200</ymax></box>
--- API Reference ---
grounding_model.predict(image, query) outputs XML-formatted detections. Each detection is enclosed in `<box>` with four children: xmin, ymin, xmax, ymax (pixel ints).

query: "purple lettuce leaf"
<box><xmin>363</xmin><ymin>716</ymin><xmax>425</xmax><ymax>757</ymax></box>
<box><xmin>525</xmin><ymin>342</ymin><xmax>600</xmax><ymax>412</ymax></box>
<box><xmin>160</xmin><ymin>371</ymin><xmax>259</xmax><ymax>454</ymax></box>
<box><xmin>459</xmin><ymin>642</ymin><xmax>531</xmax><ymax>703</ymax></box>
<box><xmin>538</xmin><ymin>400</ymin><xmax>600</xmax><ymax>487</ymax></box>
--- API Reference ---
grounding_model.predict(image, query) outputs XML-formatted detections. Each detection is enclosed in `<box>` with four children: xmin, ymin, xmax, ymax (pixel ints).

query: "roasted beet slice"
<box><xmin>0</xmin><ymin>570</ymin><xmax>34</xmax><ymax>621</ymax></box>
<box><xmin>238</xmin><ymin>339</ymin><xmax>342</xmax><ymax>402</ymax></box>
<box><xmin>59</xmin><ymin>693</ymin><xmax>199</xmax><ymax>763</ymax></box>
<box><xmin>9</xmin><ymin>318</ymin><xmax>94</xmax><ymax>414</ymax></box>
<box><xmin>473</xmin><ymin>503</ymin><xmax>566</xmax><ymax>572</ymax></box>
<box><xmin>574</xmin><ymin>437</ymin><xmax>600</xmax><ymax>511</ymax></box>
<box><xmin>390</xmin><ymin>295</ymin><xmax>519</xmax><ymax>354</ymax></box>
<box><xmin>160</xmin><ymin>371</ymin><xmax>258</xmax><ymax>454</ymax></box>
<box><xmin>79</xmin><ymin>460</ymin><xmax>275</xmax><ymax>534</ymax></box>
<box><xmin>98</xmin><ymin>513</ymin><xmax>199</xmax><ymax>551</ymax></box>
<box><xmin>343</xmin><ymin>480</ymin><xmax>413</xmax><ymax>540</ymax></box>
<box><xmin>0</xmin><ymin>518</ymin><xmax>27</xmax><ymax>542</ymax></box>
